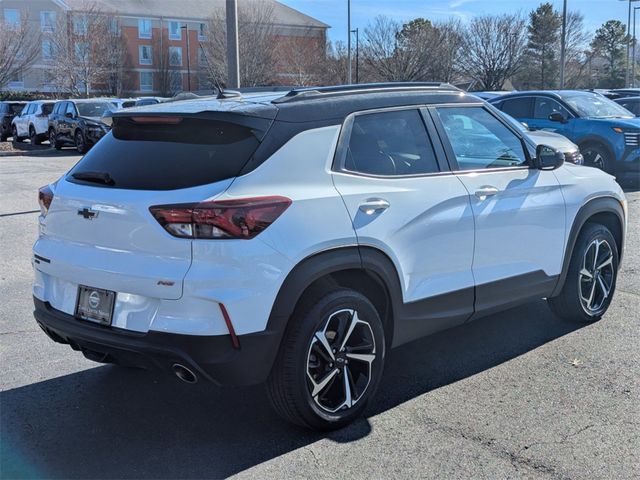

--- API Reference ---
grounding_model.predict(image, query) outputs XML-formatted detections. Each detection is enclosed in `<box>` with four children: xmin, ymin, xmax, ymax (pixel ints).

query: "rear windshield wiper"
<box><xmin>71</xmin><ymin>171</ymin><xmax>115</xmax><ymax>186</ymax></box>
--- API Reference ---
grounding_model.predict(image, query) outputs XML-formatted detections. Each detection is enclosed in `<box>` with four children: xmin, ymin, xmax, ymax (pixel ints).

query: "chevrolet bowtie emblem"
<box><xmin>78</xmin><ymin>208</ymin><xmax>98</xmax><ymax>219</ymax></box>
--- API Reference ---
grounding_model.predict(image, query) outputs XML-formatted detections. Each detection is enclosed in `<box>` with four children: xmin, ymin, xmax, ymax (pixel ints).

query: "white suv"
<box><xmin>33</xmin><ymin>84</ymin><xmax>627</xmax><ymax>430</ymax></box>
<box><xmin>12</xmin><ymin>100</ymin><xmax>55</xmax><ymax>144</ymax></box>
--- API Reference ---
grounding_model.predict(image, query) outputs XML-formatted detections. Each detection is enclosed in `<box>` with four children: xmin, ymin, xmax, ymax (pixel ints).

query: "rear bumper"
<box><xmin>33</xmin><ymin>297</ymin><xmax>281</xmax><ymax>386</ymax></box>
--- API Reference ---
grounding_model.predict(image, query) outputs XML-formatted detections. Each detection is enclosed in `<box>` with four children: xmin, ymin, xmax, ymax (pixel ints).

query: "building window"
<box><xmin>138</xmin><ymin>18</ymin><xmax>152</xmax><ymax>39</ymax></box>
<box><xmin>40</xmin><ymin>11</ymin><xmax>56</xmax><ymax>32</ymax></box>
<box><xmin>168</xmin><ymin>21</ymin><xmax>181</xmax><ymax>40</ymax></box>
<box><xmin>108</xmin><ymin>18</ymin><xmax>120</xmax><ymax>35</ymax></box>
<box><xmin>198</xmin><ymin>23</ymin><xmax>206</xmax><ymax>40</ymax></box>
<box><xmin>171</xmin><ymin>71</ymin><xmax>182</xmax><ymax>92</ymax></box>
<box><xmin>169</xmin><ymin>46</ymin><xmax>182</xmax><ymax>66</ymax></box>
<box><xmin>139</xmin><ymin>45</ymin><xmax>152</xmax><ymax>65</ymax></box>
<box><xmin>4</xmin><ymin>9</ymin><xmax>20</xmax><ymax>26</ymax></box>
<box><xmin>73</xmin><ymin>15</ymin><xmax>88</xmax><ymax>35</ymax></box>
<box><xmin>8</xmin><ymin>70</ymin><xmax>24</xmax><ymax>88</ymax></box>
<box><xmin>140</xmin><ymin>71</ymin><xmax>153</xmax><ymax>91</ymax></box>
<box><xmin>42</xmin><ymin>39</ymin><xmax>55</xmax><ymax>59</ymax></box>
<box><xmin>75</xmin><ymin>42</ymin><xmax>89</xmax><ymax>61</ymax></box>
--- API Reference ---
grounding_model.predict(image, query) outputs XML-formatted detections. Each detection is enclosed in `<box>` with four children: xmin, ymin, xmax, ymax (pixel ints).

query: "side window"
<box><xmin>66</xmin><ymin>103</ymin><xmax>77</xmax><ymax>116</ymax></box>
<box><xmin>499</xmin><ymin>97</ymin><xmax>533</xmax><ymax>119</ymax></box>
<box><xmin>25</xmin><ymin>104</ymin><xmax>35</xmax><ymax>115</ymax></box>
<box><xmin>344</xmin><ymin>109</ymin><xmax>439</xmax><ymax>176</ymax></box>
<box><xmin>42</xmin><ymin>104</ymin><xmax>53</xmax><ymax>115</ymax></box>
<box><xmin>436</xmin><ymin>107</ymin><xmax>527</xmax><ymax>170</ymax></box>
<box><xmin>533</xmin><ymin>97</ymin><xmax>571</xmax><ymax>120</ymax></box>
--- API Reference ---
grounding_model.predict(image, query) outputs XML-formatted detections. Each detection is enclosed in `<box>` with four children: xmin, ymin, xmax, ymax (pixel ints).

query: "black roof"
<box><xmin>114</xmin><ymin>83</ymin><xmax>482</xmax><ymax>124</ymax></box>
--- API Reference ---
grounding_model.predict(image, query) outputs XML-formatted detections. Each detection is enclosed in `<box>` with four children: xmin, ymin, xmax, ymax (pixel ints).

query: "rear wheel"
<box><xmin>267</xmin><ymin>288</ymin><xmax>385</xmax><ymax>430</ymax></box>
<box><xmin>548</xmin><ymin>223</ymin><xmax>619</xmax><ymax>322</ymax></box>
<box><xmin>75</xmin><ymin>130</ymin><xmax>87</xmax><ymax>154</ymax></box>
<box><xmin>581</xmin><ymin>143</ymin><xmax>614</xmax><ymax>174</ymax></box>
<box><xmin>49</xmin><ymin>129</ymin><xmax>61</xmax><ymax>150</ymax></box>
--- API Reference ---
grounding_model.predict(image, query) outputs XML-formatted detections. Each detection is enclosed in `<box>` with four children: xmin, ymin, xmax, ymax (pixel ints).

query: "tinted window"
<box><xmin>53</xmin><ymin>102</ymin><xmax>62</xmax><ymax>114</ymax></box>
<box><xmin>500</xmin><ymin>98</ymin><xmax>532</xmax><ymax>118</ymax></box>
<box><xmin>533</xmin><ymin>97</ymin><xmax>571</xmax><ymax>120</ymax></box>
<box><xmin>76</xmin><ymin>102</ymin><xmax>111</xmax><ymax>117</ymax></box>
<box><xmin>619</xmin><ymin>100</ymin><xmax>640</xmax><ymax>115</ymax></box>
<box><xmin>345</xmin><ymin>109</ymin><xmax>439</xmax><ymax>176</ymax></box>
<box><xmin>436</xmin><ymin>107</ymin><xmax>527</xmax><ymax>170</ymax></box>
<box><xmin>42</xmin><ymin>103</ymin><xmax>53</xmax><ymax>115</ymax></box>
<box><xmin>67</xmin><ymin>117</ymin><xmax>266</xmax><ymax>190</ymax></box>
<box><xmin>65</xmin><ymin>102</ymin><xmax>76</xmax><ymax>116</ymax></box>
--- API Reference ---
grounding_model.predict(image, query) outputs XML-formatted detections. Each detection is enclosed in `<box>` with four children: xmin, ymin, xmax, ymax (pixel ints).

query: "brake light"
<box><xmin>38</xmin><ymin>185</ymin><xmax>54</xmax><ymax>216</ymax></box>
<box><xmin>130</xmin><ymin>116</ymin><xmax>184</xmax><ymax>125</ymax></box>
<box><xmin>149</xmin><ymin>196</ymin><xmax>292</xmax><ymax>239</ymax></box>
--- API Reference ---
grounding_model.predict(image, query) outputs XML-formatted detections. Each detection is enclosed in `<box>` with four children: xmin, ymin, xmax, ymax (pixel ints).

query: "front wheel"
<box><xmin>75</xmin><ymin>130</ymin><xmax>87</xmax><ymax>154</ymax></box>
<box><xmin>29</xmin><ymin>126</ymin><xmax>41</xmax><ymax>145</ymax></box>
<box><xmin>581</xmin><ymin>143</ymin><xmax>614</xmax><ymax>174</ymax></box>
<box><xmin>548</xmin><ymin>223</ymin><xmax>619</xmax><ymax>322</ymax></box>
<box><xmin>267</xmin><ymin>288</ymin><xmax>385</xmax><ymax>430</ymax></box>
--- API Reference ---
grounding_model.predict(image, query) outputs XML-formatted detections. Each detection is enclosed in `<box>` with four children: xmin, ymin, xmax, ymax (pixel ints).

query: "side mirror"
<box><xmin>520</xmin><ymin>122</ymin><xmax>530</xmax><ymax>130</ymax></box>
<box><xmin>535</xmin><ymin>144</ymin><xmax>565</xmax><ymax>170</ymax></box>
<box><xmin>65</xmin><ymin>112</ymin><xmax>74</xmax><ymax>119</ymax></box>
<box><xmin>548</xmin><ymin>112</ymin><xmax>567</xmax><ymax>123</ymax></box>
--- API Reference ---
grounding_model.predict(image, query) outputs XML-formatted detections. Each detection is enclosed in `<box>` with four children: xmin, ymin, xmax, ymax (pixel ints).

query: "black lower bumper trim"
<box><xmin>33</xmin><ymin>297</ymin><xmax>281</xmax><ymax>386</ymax></box>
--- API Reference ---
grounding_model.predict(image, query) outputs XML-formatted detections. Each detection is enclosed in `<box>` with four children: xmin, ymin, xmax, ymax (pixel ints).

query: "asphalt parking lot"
<box><xmin>1</xmin><ymin>153</ymin><xmax>638</xmax><ymax>479</ymax></box>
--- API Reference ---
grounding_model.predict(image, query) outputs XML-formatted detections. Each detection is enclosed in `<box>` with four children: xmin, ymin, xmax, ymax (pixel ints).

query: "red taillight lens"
<box><xmin>149</xmin><ymin>196</ymin><xmax>292</xmax><ymax>239</ymax></box>
<box><xmin>38</xmin><ymin>185</ymin><xmax>54</xmax><ymax>216</ymax></box>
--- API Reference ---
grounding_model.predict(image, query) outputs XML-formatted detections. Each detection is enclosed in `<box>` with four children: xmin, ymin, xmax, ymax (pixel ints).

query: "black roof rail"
<box><xmin>272</xmin><ymin>82</ymin><xmax>461</xmax><ymax>104</ymax></box>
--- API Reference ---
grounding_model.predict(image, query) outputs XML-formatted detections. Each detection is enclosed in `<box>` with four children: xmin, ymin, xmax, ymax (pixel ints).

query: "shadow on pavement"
<box><xmin>1</xmin><ymin>300</ymin><xmax>583</xmax><ymax>479</ymax></box>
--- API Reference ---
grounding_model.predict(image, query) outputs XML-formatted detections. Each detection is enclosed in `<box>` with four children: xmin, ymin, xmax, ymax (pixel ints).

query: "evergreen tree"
<box><xmin>591</xmin><ymin>20</ymin><xmax>628</xmax><ymax>88</ymax></box>
<box><xmin>525</xmin><ymin>2</ymin><xmax>562</xmax><ymax>89</ymax></box>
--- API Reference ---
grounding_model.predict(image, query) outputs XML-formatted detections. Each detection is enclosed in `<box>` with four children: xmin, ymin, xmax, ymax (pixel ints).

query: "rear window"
<box><xmin>9</xmin><ymin>104</ymin><xmax>24</xmax><ymax>114</ymax></box>
<box><xmin>76</xmin><ymin>102</ymin><xmax>112</xmax><ymax>117</ymax></box>
<box><xmin>67</xmin><ymin>117</ymin><xmax>265</xmax><ymax>190</ymax></box>
<box><xmin>42</xmin><ymin>104</ymin><xmax>54</xmax><ymax>115</ymax></box>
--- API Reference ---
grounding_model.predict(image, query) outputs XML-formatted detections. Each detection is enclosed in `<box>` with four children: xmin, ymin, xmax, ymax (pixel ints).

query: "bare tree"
<box><xmin>200</xmin><ymin>1</ymin><xmax>277</xmax><ymax>87</ymax></box>
<box><xmin>458</xmin><ymin>14</ymin><xmax>527</xmax><ymax>90</ymax></box>
<box><xmin>563</xmin><ymin>11</ymin><xmax>590</xmax><ymax>88</ymax></box>
<box><xmin>277</xmin><ymin>30</ymin><xmax>326</xmax><ymax>86</ymax></box>
<box><xmin>49</xmin><ymin>2</ymin><xmax>116</xmax><ymax>96</ymax></box>
<box><xmin>102</xmin><ymin>18</ymin><xmax>131</xmax><ymax>96</ymax></box>
<box><xmin>321</xmin><ymin>40</ymin><xmax>349</xmax><ymax>85</ymax></box>
<box><xmin>361</xmin><ymin>16</ymin><xmax>463</xmax><ymax>83</ymax></box>
<box><xmin>0</xmin><ymin>11</ymin><xmax>42</xmax><ymax>89</ymax></box>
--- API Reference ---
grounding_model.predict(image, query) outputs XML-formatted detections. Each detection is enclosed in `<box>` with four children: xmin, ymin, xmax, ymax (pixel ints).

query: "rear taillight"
<box><xmin>149</xmin><ymin>196</ymin><xmax>292</xmax><ymax>239</ymax></box>
<box><xmin>38</xmin><ymin>185</ymin><xmax>54</xmax><ymax>216</ymax></box>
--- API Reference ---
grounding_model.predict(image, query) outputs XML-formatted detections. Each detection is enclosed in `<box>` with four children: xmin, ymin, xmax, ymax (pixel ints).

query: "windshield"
<box><xmin>77</xmin><ymin>102</ymin><xmax>112</xmax><ymax>118</ymax></box>
<box><xmin>563</xmin><ymin>93</ymin><xmax>633</xmax><ymax>119</ymax></box>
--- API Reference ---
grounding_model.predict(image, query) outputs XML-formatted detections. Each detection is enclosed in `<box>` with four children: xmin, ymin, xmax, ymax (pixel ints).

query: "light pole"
<box><xmin>226</xmin><ymin>0</ymin><xmax>240</xmax><ymax>88</ymax></box>
<box><xmin>181</xmin><ymin>25</ymin><xmax>191</xmax><ymax>91</ymax></box>
<box><xmin>633</xmin><ymin>6</ymin><xmax>640</xmax><ymax>86</ymax></box>
<box><xmin>351</xmin><ymin>28</ymin><xmax>359</xmax><ymax>83</ymax></box>
<box><xmin>559</xmin><ymin>0</ymin><xmax>567</xmax><ymax>89</ymax></box>
<box><xmin>347</xmin><ymin>0</ymin><xmax>352</xmax><ymax>84</ymax></box>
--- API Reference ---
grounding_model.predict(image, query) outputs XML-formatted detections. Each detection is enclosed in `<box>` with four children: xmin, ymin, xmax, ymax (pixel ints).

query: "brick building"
<box><xmin>1</xmin><ymin>0</ymin><xmax>328</xmax><ymax>94</ymax></box>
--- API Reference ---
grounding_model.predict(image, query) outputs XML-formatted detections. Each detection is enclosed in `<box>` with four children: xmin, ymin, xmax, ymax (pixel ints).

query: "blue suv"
<box><xmin>490</xmin><ymin>90</ymin><xmax>640</xmax><ymax>185</ymax></box>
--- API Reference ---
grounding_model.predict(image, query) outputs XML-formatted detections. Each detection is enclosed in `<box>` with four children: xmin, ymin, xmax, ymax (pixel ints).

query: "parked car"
<box><xmin>490</xmin><ymin>90</ymin><xmax>640</xmax><ymax>183</ymax></box>
<box><xmin>614</xmin><ymin>96</ymin><xmax>640</xmax><ymax>116</ymax></box>
<box><xmin>33</xmin><ymin>83</ymin><xmax>627</xmax><ymax>430</ymax></box>
<box><xmin>490</xmin><ymin>106</ymin><xmax>584</xmax><ymax>165</ymax></box>
<box><xmin>48</xmin><ymin>99</ymin><xmax>113</xmax><ymax>153</ymax></box>
<box><xmin>602</xmin><ymin>88</ymin><xmax>640</xmax><ymax>99</ymax></box>
<box><xmin>0</xmin><ymin>101</ymin><xmax>26</xmax><ymax>141</ymax></box>
<box><xmin>134</xmin><ymin>97</ymin><xmax>166</xmax><ymax>106</ymax></box>
<box><xmin>11</xmin><ymin>100</ymin><xmax>55</xmax><ymax>144</ymax></box>
<box><xmin>105</xmin><ymin>98</ymin><xmax>139</xmax><ymax>110</ymax></box>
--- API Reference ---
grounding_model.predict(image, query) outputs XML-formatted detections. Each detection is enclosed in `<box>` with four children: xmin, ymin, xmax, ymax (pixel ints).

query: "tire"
<box><xmin>29</xmin><ymin>126</ymin><xmax>41</xmax><ymax>145</ymax></box>
<box><xmin>75</xmin><ymin>130</ymin><xmax>87</xmax><ymax>154</ymax></box>
<box><xmin>548</xmin><ymin>223</ymin><xmax>619</xmax><ymax>323</ymax></box>
<box><xmin>49</xmin><ymin>129</ymin><xmax>61</xmax><ymax>150</ymax></box>
<box><xmin>581</xmin><ymin>143</ymin><xmax>614</xmax><ymax>174</ymax></box>
<box><xmin>0</xmin><ymin>133</ymin><xmax>7</xmax><ymax>142</ymax></box>
<box><xmin>12</xmin><ymin>126</ymin><xmax>23</xmax><ymax>143</ymax></box>
<box><xmin>267</xmin><ymin>287</ymin><xmax>386</xmax><ymax>430</ymax></box>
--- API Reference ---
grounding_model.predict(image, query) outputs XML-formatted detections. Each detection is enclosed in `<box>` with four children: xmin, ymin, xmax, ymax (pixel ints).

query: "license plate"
<box><xmin>75</xmin><ymin>286</ymin><xmax>116</xmax><ymax>325</ymax></box>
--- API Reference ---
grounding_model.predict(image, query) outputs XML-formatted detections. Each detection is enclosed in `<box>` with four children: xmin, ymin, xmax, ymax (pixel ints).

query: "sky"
<box><xmin>278</xmin><ymin>0</ymin><xmax>635</xmax><ymax>43</ymax></box>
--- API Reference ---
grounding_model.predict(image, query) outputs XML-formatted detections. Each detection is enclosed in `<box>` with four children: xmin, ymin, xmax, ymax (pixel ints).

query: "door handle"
<box><xmin>474</xmin><ymin>186</ymin><xmax>499</xmax><ymax>200</ymax></box>
<box><xmin>359</xmin><ymin>198</ymin><xmax>390</xmax><ymax>215</ymax></box>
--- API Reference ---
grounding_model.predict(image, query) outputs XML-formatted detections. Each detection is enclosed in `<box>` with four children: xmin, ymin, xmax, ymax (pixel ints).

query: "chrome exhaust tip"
<box><xmin>172</xmin><ymin>363</ymin><xmax>197</xmax><ymax>384</ymax></box>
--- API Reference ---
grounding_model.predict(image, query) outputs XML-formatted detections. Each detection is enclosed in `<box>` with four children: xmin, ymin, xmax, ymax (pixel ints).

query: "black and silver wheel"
<box><xmin>75</xmin><ymin>130</ymin><xmax>86</xmax><ymax>154</ymax></box>
<box><xmin>582</xmin><ymin>143</ymin><xmax>613</xmax><ymax>174</ymax></box>
<box><xmin>49</xmin><ymin>130</ymin><xmax>61</xmax><ymax>150</ymax></box>
<box><xmin>549</xmin><ymin>223</ymin><xmax>619</xmax><ymax>322</ymax></box>
<box><xmin>267</xmin><ymin>288</ymin><xmax>385</xmax><ymax>430</ymax></box>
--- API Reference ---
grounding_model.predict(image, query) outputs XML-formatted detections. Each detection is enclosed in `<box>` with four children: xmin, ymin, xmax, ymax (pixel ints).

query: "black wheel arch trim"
<box><xmin>551</xmin><ymin>196</ymin><xmax>625</xmax><ymax>297</ymax></box>
<box><xmin>578</xmin><ymin>137</ymin><xmax>615</xmax><ymax>159</ymax></box>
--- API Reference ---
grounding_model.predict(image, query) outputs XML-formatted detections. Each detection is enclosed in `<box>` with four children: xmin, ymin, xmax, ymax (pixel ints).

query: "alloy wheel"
<box><xmin>306</xmin><ymin>308</ymin><xmax>376</xmax><ymax>413</ymax></box>
<box><xmin>578</xmin><ymin>238</ymin><xmax>614</xmax><ymax>316</ymax></box>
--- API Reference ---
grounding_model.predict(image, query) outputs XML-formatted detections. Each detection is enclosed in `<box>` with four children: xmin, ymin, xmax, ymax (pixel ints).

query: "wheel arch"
<box><xmin>578</xmin><ymin>137</ymin><xmax>615</xmax><ymax>160</ymax></box>
<box><xmin>552</xmin><ymin>196</ymin><xmax>625</xmax><ymax>297</ymax></box>
<box><xmin>267</xmin><ymin>246</ymin><xmax>402</xmax><ymax>358</ymax></box>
